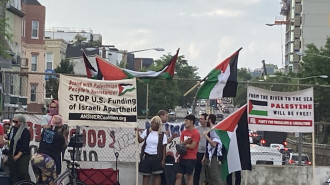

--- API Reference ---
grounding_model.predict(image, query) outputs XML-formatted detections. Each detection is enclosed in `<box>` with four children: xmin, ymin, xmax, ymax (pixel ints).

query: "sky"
<box><xmin>38</xmin><ymin>0</ymin><xmax>284</xmax><ymax>77</ymax></box>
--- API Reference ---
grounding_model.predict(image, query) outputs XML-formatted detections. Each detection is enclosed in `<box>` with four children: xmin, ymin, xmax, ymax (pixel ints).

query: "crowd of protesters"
<box><xmin>136</xmin><ymin>110</ymin><xmax>242</xmax><ymax>185</ymax></box>
<box><xmin>0</xmin><ymin>105</ymin><xmax>242</xmax><ymax>185</ymax></box>
<box><xmin>0</xmin><ymin>99</ymin><xmax>69</xmax><ymax>185</ymax></box>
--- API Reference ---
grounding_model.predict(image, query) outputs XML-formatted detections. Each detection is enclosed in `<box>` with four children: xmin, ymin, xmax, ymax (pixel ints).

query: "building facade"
<box><xmin>280</xmin><ymin>0</ymin><xmax>330</xmax><ymax>73</ymax></box>
<box><xmin>21</xmin><ymin>0</ymin><xmax>46</xmax><ymax>113</ymax></box>
<box><xmin>0</xmin><ymin>0</ymin><xmax>27</xmax><ymax>119</ymax></box>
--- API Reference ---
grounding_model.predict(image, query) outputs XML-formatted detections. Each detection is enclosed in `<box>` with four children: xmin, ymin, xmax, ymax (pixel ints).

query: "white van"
<box><xmin>250</xmin><ymin>144</ymin><xmax>283</xmax><ymax>165</ymax></box>
<box><xmin>270</xmin><ymin>143</ymin><xmax>284</xmax><ymax>151</ymax></box>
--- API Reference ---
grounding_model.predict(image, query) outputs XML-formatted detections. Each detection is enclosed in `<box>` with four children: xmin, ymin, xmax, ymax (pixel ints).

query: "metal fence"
<box><xmin>1</xmin><ymin>71</ymin><xmax>329</xmax><ymax>165</ymax></box>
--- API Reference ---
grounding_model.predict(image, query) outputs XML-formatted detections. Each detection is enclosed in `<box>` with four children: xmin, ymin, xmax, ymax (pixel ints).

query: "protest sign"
<box><xmin>58</xmin><ymin>75</ymin><xmax>137</xmax><ymax>127</ymax></box>
<box><xmin>247</xmin><ymin>86</ymin><xmax>314</xmax><ymax>133</ymax></box>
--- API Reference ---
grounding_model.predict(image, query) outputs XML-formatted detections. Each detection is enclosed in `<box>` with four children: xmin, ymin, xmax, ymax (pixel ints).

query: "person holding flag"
<box><xmin>202</xmin><ymin>114</ymin><xmax>225</xmax><ymax>185</ymax></box>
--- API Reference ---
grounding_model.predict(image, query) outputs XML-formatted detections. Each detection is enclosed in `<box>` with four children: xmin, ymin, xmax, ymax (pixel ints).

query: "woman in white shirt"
<box><xmin>136</xmin><ymin>116</ymin><xmax>167</xmax><ymax>185</ymax></box>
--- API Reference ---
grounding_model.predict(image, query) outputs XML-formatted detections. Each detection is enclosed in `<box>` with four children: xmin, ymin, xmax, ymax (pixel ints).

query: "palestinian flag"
<box><xmin>122</xmin><ymin>48</ymin><xmax>179</xmax><ymax>80</ymax></box>
<box><xmin>95</xmin><ymin>56</ymin><xmax>134</xmax><ymax>80</ymax></box>
<box><xmin>212</xmin><ymin>104</ymin><xmax>252</xmax><ymax>179</ymax></box>
<box><xmin>197</xmin><ymin>48</ymin><xmax>242</xmax><ymax>99</ymax></box>
<box><xmin>159</xmin><ymin>48</ymin><xmax>179</xmax><ymax>79</ymax></box>
<box><xmin>83</xmin><ymin>51</ymin><xmax>97</xmax><ymax>79</ymax></box>
<box><xmin>118</xmin><ymin>83</ymin><xmax>136</xmax><ymax>96</ymax></box>
<box><xmin>248</xmin><ymin>100</ymin><xmax>268</xmax><ymax>116</ymax></box>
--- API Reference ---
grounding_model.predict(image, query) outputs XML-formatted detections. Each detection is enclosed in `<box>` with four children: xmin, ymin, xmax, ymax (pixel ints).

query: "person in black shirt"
<box><xmin>7</xmin><ymin>114</ymin><xmax>31</xmax><ymax>184</ymax></box>
<box><xmin>31</xmin><ymin>115</ymin><xmax>67</xmax><ymax>184</ymax></box>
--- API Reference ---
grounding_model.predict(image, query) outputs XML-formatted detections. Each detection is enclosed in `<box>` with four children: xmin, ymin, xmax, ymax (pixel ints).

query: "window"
<box><xmin>10</xmin><ymin>74</ymin><xmax>14</xmax><ymax>94</ymax></box>
<box><xmin>31</xmin><ymin>20</ymin><xmax>39</xmax><ymax>39</ymax></box>
<box><xmin>31</xmin><ymin>55</ymin><xmax>37</xmax><ymax>71</ymax></box>
<box><xmin>30</xmin><ymin>84</ymin><xmax>37</xmax><ymax>102</ymax></box>
<box><xmin>46</xmin><ymin>53</ymin><xmax>53</xmax><ymax>70</ymax></box>
<box><xmin>19</xmin><ymin>76</ymin><xmax>23</xmax><ymax>96</ymax></box>
<box><xmin>22</xmin><ymin>19</ymin><xmax>25</xmax><ymax>37</ymax></box>
<box><xmin>45</xmin><ymin>81</ymin><xmax>52</xmax><ymax>98</ymax></box>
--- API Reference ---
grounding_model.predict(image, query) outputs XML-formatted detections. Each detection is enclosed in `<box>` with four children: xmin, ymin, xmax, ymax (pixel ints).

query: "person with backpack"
<box><xmin>136</xmin><ymin>116</ymin><xmax>167</xmax><ymax>185</ymax></box>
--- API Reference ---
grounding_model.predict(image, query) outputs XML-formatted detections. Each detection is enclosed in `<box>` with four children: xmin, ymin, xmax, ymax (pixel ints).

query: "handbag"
<box><xmin>140</xmin><ymin>129</ymin><xmax>150</xmax><ymax>161</ymax></box>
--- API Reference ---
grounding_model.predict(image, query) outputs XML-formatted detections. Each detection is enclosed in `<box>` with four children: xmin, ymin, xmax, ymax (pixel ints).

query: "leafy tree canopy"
<box><xmin>137</xmin><ymin>53</ymin><xmax>199</xmax><ymax>116</ymax></box>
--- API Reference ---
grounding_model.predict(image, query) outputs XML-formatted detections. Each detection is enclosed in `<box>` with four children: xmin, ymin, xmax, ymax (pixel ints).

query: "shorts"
<box><xmin>177</xmin><ymin>159</ymin><xmax>196</xmax><ymax>175</ymax></box>
<box><xmin>139</xmin><ymin>153</ymin><xmax>163</xmax><ymax>175</ymax></box>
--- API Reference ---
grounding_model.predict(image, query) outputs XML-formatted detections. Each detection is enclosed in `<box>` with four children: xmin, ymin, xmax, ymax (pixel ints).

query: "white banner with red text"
<box><xmin>247</xmin><ymin>86</ymin><xmax>314</xmax><ymax>133</ymax></box>
<box><xmin>58</xmin><ymin>75</ymin><xmax>137</xmax><ymax>127</ymax></box>
<box><xmin>24</xmin><ymin>114</ymin><xmax>183</xmax><ymax>162</ymax></box>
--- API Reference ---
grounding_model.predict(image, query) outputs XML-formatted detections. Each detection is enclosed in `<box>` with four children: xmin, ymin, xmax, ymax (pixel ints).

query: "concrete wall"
<box><xmin>78</xmin><ymin>161</ymin><xmax>330</xmax><ymax>185</ymax></box>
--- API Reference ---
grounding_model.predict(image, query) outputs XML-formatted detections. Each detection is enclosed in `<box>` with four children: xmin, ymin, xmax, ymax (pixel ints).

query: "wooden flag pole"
<box><xmin>183</xmin><ymin>81</ymin><xmax>201</xmax><ymax>97</ymax></box>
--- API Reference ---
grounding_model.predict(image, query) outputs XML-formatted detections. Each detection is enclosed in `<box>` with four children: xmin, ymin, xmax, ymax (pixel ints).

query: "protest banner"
<box><xmin>247</xmin><ymin>86</ymin><xmax>314</xmax><ymax>133</ymax></box>
<box><xmin>58</xmin><ymin>75</ymin><xmax>137</xmax><ymax>127</ymax></box>
<box><xmin>25</xmin><ymin>113</ymin><xmax>183</xmax><ymax>162</ymax></box>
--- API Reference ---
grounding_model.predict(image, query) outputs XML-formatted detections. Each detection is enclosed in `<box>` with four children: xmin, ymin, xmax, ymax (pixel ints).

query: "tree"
<box><xmin>298</xmin><ymin>37</ymin><xmax>330</xmax><ymax>144</ymax></box>
<box><xmin>0</xmin><ymin>0</ymin><xmax>12</xmax><ymax>58</ymax></box>
<box><xmin>233</xmin><ymin>68</ymin><xmax>252</xmax><ymax>107</ymax></box>
<box><xmin>73</xmin><ymin>34</ymin><xmax>87</xmax><ymax>46</ymax></box>
<box><xmin>137</xmin><ymin>53</ymin><xmax>199</xmax><ymax>116</ymax></box>
<box><xmin>46</xmin><ymin>59</ymin><xmax>74</xmax><ymax>99</ymax></box>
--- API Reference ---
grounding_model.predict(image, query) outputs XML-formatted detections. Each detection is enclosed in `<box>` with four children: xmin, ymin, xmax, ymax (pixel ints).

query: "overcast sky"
<box><xmin>39</xmin><ymin>0</ymin><xmax>284</xmax><ymax>77</ymax></box>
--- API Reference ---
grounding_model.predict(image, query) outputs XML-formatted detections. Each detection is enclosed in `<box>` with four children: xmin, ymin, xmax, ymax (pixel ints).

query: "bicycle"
<box><xmin>15</xmin><ymin>127</ymin><xmax>86</xmax><ymax>185</ymax></box>
<box><xmin>13</xmin><ymin>158</ymin><xmax>86</xmax><ymax>185</ymax></box>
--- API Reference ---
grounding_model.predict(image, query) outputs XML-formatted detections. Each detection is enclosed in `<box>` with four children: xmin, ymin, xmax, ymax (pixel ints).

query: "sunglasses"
<box><xmin>13</xmin><ymin>120</ymin><xmax>19</xmax><ymax>124</ymax></box>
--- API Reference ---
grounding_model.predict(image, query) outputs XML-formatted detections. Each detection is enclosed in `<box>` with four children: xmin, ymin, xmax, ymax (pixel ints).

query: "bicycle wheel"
<box><xmin>66</xmin><ymin>181</ymin><xmax>86</xmax><ymax>185</ymax></box>
<box><xmin>13</xmin><ymin>180</ymin><xmax>36</xmax><ymax>185</ymax></box>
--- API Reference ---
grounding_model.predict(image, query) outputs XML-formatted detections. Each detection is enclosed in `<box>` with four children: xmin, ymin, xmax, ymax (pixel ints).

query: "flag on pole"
<box><xmin>212</xmin><ymin>104</ymin><xmax>252</xmax><ymax>179</ymax></box>
<box><xmin>83</xmin><ymin>51</ymin><xmax>97</xmax><ymax>79</ymax></box>
<box><xmin>95</xmin><ymin>56</ymin><xmax>134</xmax><ymax>80</ymax></box>
<box><xmin>196</xmin><ymin>48</ymin><xmax>242</xmax><ymax>99</ymax></box>
<box><xmin>122</xmin><ymin>48</ymin><xmax>180</xmax><ymax>80</ymax></box>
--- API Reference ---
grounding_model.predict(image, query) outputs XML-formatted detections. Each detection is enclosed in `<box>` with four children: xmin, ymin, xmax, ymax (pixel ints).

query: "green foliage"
<box><xmin>298</xmin><ymin>37</ymin><xmax>330</xmax><ymax>144</ymax></box>
<box><xmin>73</xmin><ymin>34</ymin><xmax>87</xmax><ymax>46</ymax></box>
<box><xmin>55</xmin><ymin>58</ymin><xmax>74</xmax><ymax>74</ymax></box>
<box><xmin>48</xmin><ymin>59</ymin><xmax>74</xmax><ymax>99</ymax></box>
<box><xmin>137</xmin><ymin>53</ymin><xmax>199</xmax><ymax>116</ymax></box>
<box><xmin>0</xmin><ymin>0</ymin><xmax>13</xmax><ymax>58</ymax></box>
<box><xmin>233</xmin><ymin>68</ymin><xmax>252</xmax><ymax>107</ymax></box>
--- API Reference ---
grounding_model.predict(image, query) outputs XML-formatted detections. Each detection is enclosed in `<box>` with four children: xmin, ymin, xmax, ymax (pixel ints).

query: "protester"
<box><xmin>41</xmin><ymin>99</ymin><xmax>66</xmax><ymax>176</ymax></box>
<box><xmin>202</xmin><ymin>114</ymin><xmax>225</xmax><ymax>185</ymax></box>
<box><xmin>175</xmin><ymin>114</ymin><xmax>200</xmax><ymax>185</ymax></box>
<box><xmin>7</xmin><ymin>114</ymin><xmax>31</xmax><ymax>184</ymax></box>
<box><xmin>137</xmin><ymin>116</ymin><xmax>167</xmax><ymax>185</ymax></box>
<box><xmin>0</xmin><ymin>122</ymin><xmax>5</xmax><ymax>170</ymax></box>
<box><xmin>31</xmin><ymin>115</ymin><xmax>67</xmax><ymax>184</ymax></box>
<box><xmin>194</xmin><ymin>113</ymin><xmax>208</xmax><ymax>185</ymax></box>
<box><xmin>158</xmin><ymin>110</ymin><xmax>179</xmax><ymax>185</ymax></box>
<box><xmin>158</xmin><ymin>110</ymin><xmax>179</xmax><ymax>143</ymax></box>
<box><xmin>41</xmin><ymin>99</ymin><xmax>59</xmax><ymax>128</ymax></box>
<box><xmin>226</xmin><ymin>171</ymin><xmax>241</xmax><ymax>185</ymax></box>
<box><xmin>3</xmin><ymin>120</ymin><xmax>11</xmax><ymax>135</ymax></box>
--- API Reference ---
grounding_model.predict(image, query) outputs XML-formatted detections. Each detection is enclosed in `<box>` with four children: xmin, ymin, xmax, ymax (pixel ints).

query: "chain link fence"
<box><xmin>1</xmin><ymin>71</ymin><xmax>329</xmax><ymax>165</ymax></box>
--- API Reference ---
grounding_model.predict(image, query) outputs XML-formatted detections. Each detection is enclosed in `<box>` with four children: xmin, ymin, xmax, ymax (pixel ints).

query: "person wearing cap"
<box><xmin>175</xmin><ymin>114</ymin><xmax>200</xmax><ymax>185</ymax></box>
<box><xmin>31</xmin><ymin>115</ymin><xmax>67</xmax><ymax>184</ymax></box>
<box><xmin>7</xmin><ymin>114</ymin><xmax>31</xmax><ymax>184</ymax></box>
